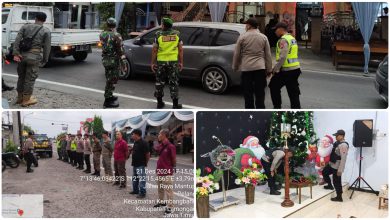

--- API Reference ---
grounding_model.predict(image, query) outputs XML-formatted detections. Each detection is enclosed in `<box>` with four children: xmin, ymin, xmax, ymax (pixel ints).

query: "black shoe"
<box><xmin>276</xmin><ymin>185</ymin><xmax>282</xmax><ymax>190</ymax></box>
<box><xmin>165</xmin><ymin>208</ymin><xmax>173</xmax><ymax>214</ymax></box>
<box><xmin>2</xmin><ymin>81</ymin><xmax>14</xmax><ymax>92</ymax></box>
<box><xmin>78</xmin><ymin>167</ymin><xmax>84</xmax><ymax>170</ymax></box>
<box><xmin>57</xmin><ymin>158</ymin><xmax>62</xmax><ymax>160</ymax></box>
<box><xmin>137</xmin><ymin>194</ymin><xmax>146</xmax><ymax>199</ymax></box>
<box><xmin>157</xmin><ymin>97</ymin><xmax>165</xmax><ymax>109</ymax></box>
<box><xmin>324</xmin><ymin>185</ymin><xmax>334</xmax><ymax>190</ymax></box>
<box><xmin>113</xmin><ymin>182</ymin><xmax>120</xmax><ymax>186</ymax></box>
<box><xmin>112</xmin><ymin>95</ymin><xmax>118</xmax><ymax>101</ymax></box>
<box><xmin>172</xmin><ymin>99</ymin><xmax>182</xmax><ymax>109</ymax></box>
<box><xmin>117</xmin><ymin>185</ymin><xmax>126</xmax><ymax>189</ymax></box>
<box><xmin>104</xmin><ymin>98</ymin><xmax>119</xmax><ymax>108</ymax></box>
<box><xmin>93</xmin><ymin>171</ymin><xmax>100</xmax><ymax>176</ymax></box>
<box><xmin>154</xmin><ymin>203</ymin><xmax>167</xmax><ymax>208</ymax></box>
<box><xmin>270</xmin><ymin>190</ymin><xmax>281</xmax><ymax>195</ymax></box>
<box><xmin>83</xmin><ymin>169</ymin><xmax>91</xmax><ymax>173</ymax></box>
<box><xmin>91</xmin><ymin>171</ymin><xmax>98</xmax><ymax>175</ymax></box>
<box><xmin>129</xmin><ymin>191</ymin><xmax>139</xmax><ymax>195</ymax></box>
<box><xmin>331</xmin><ymin>197</ymin><xmax>343</xmax><ymax>202</ymax></box>
<box><xmin>26</xmin><ymin>169</ymin><xmax>34</xmax><ymax>173</ymax></box>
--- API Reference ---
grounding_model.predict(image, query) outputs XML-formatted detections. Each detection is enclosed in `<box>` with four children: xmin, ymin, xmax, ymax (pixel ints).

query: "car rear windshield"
<box><xmin>22</xmin><ymin>11</ymin><xmax>47</xmax><ymax>21</ymax></box>
<box><xmin>209</xmin><ymin>29</ymin><xmax>240</xmax><ymax>46</ymax></box>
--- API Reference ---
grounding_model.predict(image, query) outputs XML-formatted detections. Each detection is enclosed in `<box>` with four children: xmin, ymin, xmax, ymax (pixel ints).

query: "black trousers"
<box><xmin>25</xmin><ymin>152</ymin><xmax>34</xmax><ymax>171</ymax></box>
<box><xmin>70</xmin><ymin>151</ymin><xmax>77</xmax><ymax>166</ymax></box>
<box><xmin>67</xmin><ymin>150</ymin><xmax>71</xmax><ymax>163</ymax></box>
<box><xmin>261</xmin><ymin>158</ymin><xmax>276</xmax><ymax>191</ymax></box>
<box><xmin>269</xmin><ymin>68</ymin><xmax>301</xmax><ymax>109</ymax></box>
<box><xmin>57</xmin><ymin>149</ymin><xmax>62</xmax><ymax>160</ymax></box>
<box><xmin>322</xmin><ymin>164</ymin><xmax>343</xmax><ymax>195</ymax></box>
<box><xmin>77</xmin><ymin>152</ymin><xmax>84</xmax><ymax>168</ymax></box>
<box><xmin>84</xmin><ymin>154</ymin><xmax>91</xmax><ymax>171</ymax></box>
<box><xmin>241</xmin><ymin>69</ymin><xmax>267</xmax><ymax>109</ymax></box>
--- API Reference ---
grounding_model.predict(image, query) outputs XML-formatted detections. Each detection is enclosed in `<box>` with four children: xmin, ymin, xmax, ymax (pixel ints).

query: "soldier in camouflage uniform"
<box><xmin>151</xmin><ymin>17</ymin><xmax>184</xmax><ymax>109</ymax></box>
<box><xmin>13</xmin><ymin>12</ymin><xmax>51</xmax><ymax>107</ymax></box>
<box><xmin>99</xmin><ymin>17</ymin><xmax>127</xmax><ymax>108</ymax></box>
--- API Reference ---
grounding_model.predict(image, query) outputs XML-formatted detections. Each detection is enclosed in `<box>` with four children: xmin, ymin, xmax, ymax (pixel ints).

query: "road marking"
<box><xmin>2</xmin><ymin>73</ymin><xmax>206</xmax><ymax>109</ymax></box>
<box><xmin>302</xmin><ymin>69</ymin><xmax>375</xmax><ymax>79</ymax></box>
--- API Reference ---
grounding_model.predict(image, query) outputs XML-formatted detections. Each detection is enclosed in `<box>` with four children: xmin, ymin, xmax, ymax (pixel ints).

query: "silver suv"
<box><xmin>122</xmin><ymin>22</ymin><xmax>246</xmax><ymax>94</ymax></box>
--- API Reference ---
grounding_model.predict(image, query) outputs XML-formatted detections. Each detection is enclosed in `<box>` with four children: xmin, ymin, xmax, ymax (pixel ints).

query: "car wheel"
<box><xmin>202</xmin><ymin>67</ymin><xmax>229</xmax><ymax>94</ymax></box>
<box><xmin>73</xmin><ymin>51</ymin><xmax>88</xmax><ymax>62</ymax></box>
<box><xmin>119</xmin><ymin>59</ymin><xmax>132</xmax><ymax>79</ymax></box>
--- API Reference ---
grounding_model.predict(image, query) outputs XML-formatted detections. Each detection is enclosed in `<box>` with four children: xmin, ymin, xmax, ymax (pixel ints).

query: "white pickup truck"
<box><xmin>2</xmin><ymin>5</ymin><xmax>101</xmax><ymax>63</ymax></box>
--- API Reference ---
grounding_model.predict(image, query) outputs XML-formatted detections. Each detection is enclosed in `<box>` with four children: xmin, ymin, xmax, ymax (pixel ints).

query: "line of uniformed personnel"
<box><xmin>56</xmin><ymin>131</ymin><xmax>113</xmax><ymax>180</ymax></box>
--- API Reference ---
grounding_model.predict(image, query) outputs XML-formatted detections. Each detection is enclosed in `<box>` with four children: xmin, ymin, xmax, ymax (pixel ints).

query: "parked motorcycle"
<box><xmin>2</xmin><ymin>152</ymin><xmax>20</xmax><ymax>169</ymax></box>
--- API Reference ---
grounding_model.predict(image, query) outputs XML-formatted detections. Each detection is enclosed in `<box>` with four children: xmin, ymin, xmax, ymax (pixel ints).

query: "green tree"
<box><xmin>22</xmin><ymin>124</ymin><xmax>34</xmax><ymax>134</ymax></box>
<box><xmin>268</xmin><ymin>111</ymin><xmax>316</xmax><ymax>175</ymax></box>
<box><xmin>92</xmin><ymin>116</ymin><xmax>104</xmax><ymax>139</ymax></box>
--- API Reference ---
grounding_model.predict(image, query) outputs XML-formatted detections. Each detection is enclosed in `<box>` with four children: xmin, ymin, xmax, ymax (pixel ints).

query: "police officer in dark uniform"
<box><xmin>322</xmin><ymin>129</ymin><xmax>349</xmax><ymax>202</ymax></box>
<box><xmin>269</xmin><ymin>22</ymin><xmax>302</xmax><ymax>109</ymax></box>
<box><xmin>151</xmin><ymin>17</ymin><xmax>184</xmax><ymax>109</ymax></box>
<box><xmin>261</xmin><ymin>148</ymin><xmax>285</xmax><ymax>195</ymax></box>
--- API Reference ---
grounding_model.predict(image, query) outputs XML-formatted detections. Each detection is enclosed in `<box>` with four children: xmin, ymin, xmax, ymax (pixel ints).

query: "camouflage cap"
<box><xmin>107</xmin><ymin>17</ymin><xmax>117</xmax><ymax>27</ymax></box>
<box><xmin>162</xmin><ymin>17</ymin><xmax>173</xmax><ymax>26</ymax></box>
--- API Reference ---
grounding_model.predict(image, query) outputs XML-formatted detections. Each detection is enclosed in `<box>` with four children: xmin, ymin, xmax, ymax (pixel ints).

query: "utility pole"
<box><xmin>11</xmin><ymin>112</ymin><xmax>21</xmax><ymax>147</ymax></box>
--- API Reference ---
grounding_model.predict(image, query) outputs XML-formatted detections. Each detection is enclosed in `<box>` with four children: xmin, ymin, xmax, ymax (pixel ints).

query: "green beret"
<box><xmin>162</xmin><ymin>17</ymin><xmax>173</xmax><ymax>26</ymax></box>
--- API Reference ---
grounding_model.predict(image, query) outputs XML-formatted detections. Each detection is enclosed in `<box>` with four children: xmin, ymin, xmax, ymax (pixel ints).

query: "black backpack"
<box><xmin>19</xmin><ymin>26</ymin><xmax>43</xmax><ymax>52</ymax></box>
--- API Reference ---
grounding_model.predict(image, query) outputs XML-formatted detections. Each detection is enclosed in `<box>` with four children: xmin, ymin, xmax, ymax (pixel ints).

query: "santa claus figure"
<box><xmin>238</xmin><ymin>136</ymin><xmax>265</xmax><ymax>170</ymax></box>
<box><xmin>315</xmin><ymin>135</ymin><xmax>334</xmax><ymax>184</ymax></box>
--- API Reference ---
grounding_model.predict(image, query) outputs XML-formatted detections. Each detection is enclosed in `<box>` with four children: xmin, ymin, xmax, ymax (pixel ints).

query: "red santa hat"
<box><xmin>241</xmin><ymin>136</ymin><xmax>259</xmax><ymax>148</ymax></box>
<box><xmin>323</xmin><ymin>135</ymin><xmax>334</xmax><ymax>144</ymax></box>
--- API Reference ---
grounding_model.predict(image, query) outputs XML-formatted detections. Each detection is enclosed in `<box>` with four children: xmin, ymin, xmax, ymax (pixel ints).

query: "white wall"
<box><xmin>314</xmin><ymin>111</ymin><xmax>388</xmax><ymax>191</ymax></box>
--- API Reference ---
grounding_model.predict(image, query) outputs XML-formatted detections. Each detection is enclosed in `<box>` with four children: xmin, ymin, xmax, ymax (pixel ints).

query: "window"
<box><xmin>22</xmin><ymin>12</ymin><xmax>47</xmax><ymax>20</ymax></box>
<box><xmin>176</xmin><ymin>27</ymin><xmax>208</xmax><ymax>46</ymax></box>
<box><xmin>2</xmin><ymin>9</ymin><xmax>10</xmax><ymax>24</ymax></box>
<box><xmin>209</xmin><ymin>29</ymin><xmax>240</xmax><ymax>46</ymax></box>
<box><xmin>141</xmin><ymin>29</ymin><xmax>160</xmax><ymax>45</ymax></box>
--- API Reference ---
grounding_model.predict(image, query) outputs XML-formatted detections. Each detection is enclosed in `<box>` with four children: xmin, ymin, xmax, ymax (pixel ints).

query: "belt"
<box><xmin>287</xmin><ymin>58</ymin><xmax>299</xmax><ymax>63</ymax></box>
<box><xmin>29</xmin><ymin>48</ymin><xmax>41</xmax><ymax>53</ymax></box>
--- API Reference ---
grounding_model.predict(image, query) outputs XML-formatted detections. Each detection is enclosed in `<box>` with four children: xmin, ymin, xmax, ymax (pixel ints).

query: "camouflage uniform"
<box><xmin>13</xmin><ymin>23</ymin><xmax>51</xmax><ymax>96</ymax></box>
<box><xmin>153</xmin><ymin>29</ymin><xmax>182</xmax><ymax>100</ymax></box>
<box><xmin>99</xmin><ymin>30</ymin><xmax>125</xmax><ymax>99</ymax></box>
<box><xmin>102</xmin><ymin>137</ymin><xmax>113</xmax><ymax>177</ymax></box>
<box><xmin>92</xmin><ymin>138</ymin><xmax>102</xmax><ymax>175</ymax></box>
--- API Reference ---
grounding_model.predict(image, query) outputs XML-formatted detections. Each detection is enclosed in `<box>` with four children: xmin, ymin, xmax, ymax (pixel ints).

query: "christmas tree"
<box><xmin>268</xmin><ymin>111</ymin><xmax>315</xmax><ymax>175</ymax></box>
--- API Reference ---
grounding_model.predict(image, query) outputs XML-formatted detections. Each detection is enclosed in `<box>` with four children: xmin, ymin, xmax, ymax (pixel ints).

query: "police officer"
<box><xmin>322</xmin><ymin>129</ymin><xmax>349</xmax><ymax>202</ymax></box>
<box><xmin>102</xmin><ymin>131</ymin><xmax>114</xmax><ymax>182</ymax></box>
<box><xmin>13</xmin><ymin>12</ymin><xmax>51</xmax><ymax>107</ymax></box>
<box><xmin>269</xmin><ymin>22</ymin><xmax>302</xmax><ymax>109</ymax></box>
<box><xmin>99</xmin><ymin>17</ymin><xmax>127</xmax><ymax>108</ymax></box>
<box><xmin>76</xmin><ymin>133</ymin><xmax>84</xmax><ymax>170</ymax></box>
<box><xmin>66</xmin><ymin>134</ymin><xmax>71</xmax><ymax>163</ymax></box>
<box><xmin>261</xmin><ymin>148</ymin><xmax>285</xmax><ymax>195</ymax></box>
<box><xmin>23</xmin><ymin>132</ymin><xmax>35</xmax><ymax>173</ymax></box>
<box><xmin>151</xmin><ymin>17</ymin><xmax>184</xmax><ymax>109</ymax></box>
<box><xmin>83</xmin><ymin>133</ymin><xmax>92</xmax><ymax>173</ymax></box>
<box><xmin>61</xmin><ymin>135</ymin><xmax>67</xmax><ymax>162</ymax></box>
<box><xmin>70</xmin><ymin>135</ymin><xmax>77</xmax><ymax>166</ymax></box>
<box><xmin>57</xmin><ymin>135</ymin><xmax>63</xmax><ymax>160</ymax></box>
<box><xmin>91</xmin><ymin>134</ymin><xmax>102</xmax><ymax>176</ymax></box>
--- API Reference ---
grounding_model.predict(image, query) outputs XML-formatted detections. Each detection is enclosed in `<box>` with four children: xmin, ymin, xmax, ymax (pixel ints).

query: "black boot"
<box><xmin>324</xmin><ymin>184</ymin><xmax>334</xmax><ymax>190</ymax></box>
<box><xmin>94</xmin><ymin>171</ymin><xmax>100</xmax><ymax>176</ymax></box>
<box><xmin>2</xmin><ymin>80</ymin><xmax>14</xmax><ymax>92</ymax></box>
<box><xmin>172</xmin><ymin>99</ymin><xmax>182</xmax><ymax>109</ymax></box>
<box><xmin>26</xmin><ymin>168</ymin><xmax>34</xmax><ymax>173</ymax></box>
<box><xmin>83</xmin><ymin>169</ymin><xmax>91</xmax><ymax>173</ymax></box>
<box><xmin>91</xmin><ymin>171</ymin><xmax>98</xmax><ymax>175</ymax></box>
<box><xmin>157</xmin><ymin>97</ymin><xmax>165</xmax><ymax>109</ymax></box>
<box><xmin>331</xmin><ymin>194</ymin><xmax>343</xmax><ymax>202</ymax></box>
<box><xmin>270</xmin><ymin>189</ymin><xmax>281</xmax><ymax>195</ymax></box>
<box><xmin>104</xmin><ymin>97</ymin><xmax>119</xmax><ymax>108</ymax></box>
<box><xmin>112</xmin><ymin>95</ymin><xmax>118</xmax><ymax>101</ymax></box>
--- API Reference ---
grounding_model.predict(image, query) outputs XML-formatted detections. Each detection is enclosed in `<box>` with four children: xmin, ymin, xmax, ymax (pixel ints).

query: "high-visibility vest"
<box><xmin>276</xmin><ymin>34</ymin><xmax>300</xmax><ymax>68</ymax></box>
<box><xmin>157</xmin><ymin>30</ymin><xmax>180</xmax><ymax>62</ymax></box>
<box><xmin>71</xmin><ymin>141</ymin><xmax>77</xmax><ymax>151</ymax></box>
<box><xmin>57</xmin><ymin>140</ymin><xmax>62</xmax><ymax>149</ymax></box>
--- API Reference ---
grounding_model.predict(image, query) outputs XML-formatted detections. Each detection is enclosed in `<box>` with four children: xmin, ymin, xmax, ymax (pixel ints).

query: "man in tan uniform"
<box><xmin>102</xmin><ymin>131</ymin><xmax>113</xmax><ymax>182</ymax></box>
<box><xmin>76</xmin><ymin>133</ymin><xmax>84</xmax><ymax>170</ymax></box>
<box><xmin>322</xmin><ymin>129</ymin><xmax>349</xmax><ymax>202</ymax></box>
<box><xmin>91</xmin><ymin>134</ymin><xmax>102</xmax><ymax>177</ymax></box>
<box><xmin>261</xmin><ymin>148</ymin><xmax>285</xmax><ymax>195</ymax></box>
<box><xmin>23</xmin><ymin>132</ymin><xmax>35</xmax><ymax>173</ymax></box>
<box><xmin>13</xmin><ymin>12</ymin><xmax>51</xmax><ymax>106</ymax></box>
<box><xmin>83</xmin><ymin>133</ymin><xmax>92</xmax><ymax>173</ymax></box>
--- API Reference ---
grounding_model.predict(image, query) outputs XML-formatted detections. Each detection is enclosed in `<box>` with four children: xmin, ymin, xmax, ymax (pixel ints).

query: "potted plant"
<box><xmin>196</xmin><ymin>167</ymin><xmax>221</xmax><ymax>218</ymax></box>
<box><xmin>235</xmin><ymin>163</ymin><xmax>267</xmax><ymax>204</ymax></box>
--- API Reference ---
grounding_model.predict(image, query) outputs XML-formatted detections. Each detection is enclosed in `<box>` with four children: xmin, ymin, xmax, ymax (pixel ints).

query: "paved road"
<box><xmin>2</xmin><ymin>147</ymin><xmax>194</xmax><ymax>218</ymax></box>
<box><xmin>2</xmin><ymin>50</ymin><xmax>387</xmax><ymax>109</ymax></box>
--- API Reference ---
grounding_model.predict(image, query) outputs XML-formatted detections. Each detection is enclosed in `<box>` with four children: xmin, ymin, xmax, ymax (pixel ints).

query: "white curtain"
<box><xmin>174</xmin><ymin>111</ymin><xmax>194</xmax><ymax>121</ymax></box>
<box><xmin>208</xmin><ymin>2</ymin><xmax>227</xmax><ymax>22</ymax></box>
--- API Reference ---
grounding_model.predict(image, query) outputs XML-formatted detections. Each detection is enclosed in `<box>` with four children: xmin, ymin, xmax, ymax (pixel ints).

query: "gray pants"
<box><xmin>16</xmin><ymin>53</ymin><xmax>41</xmax><ymax>95</ymax></box>
<box><xmin>102</xmin><ymin>154</ymin><xmax>113</xmax><ymax>176</ymax></box>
